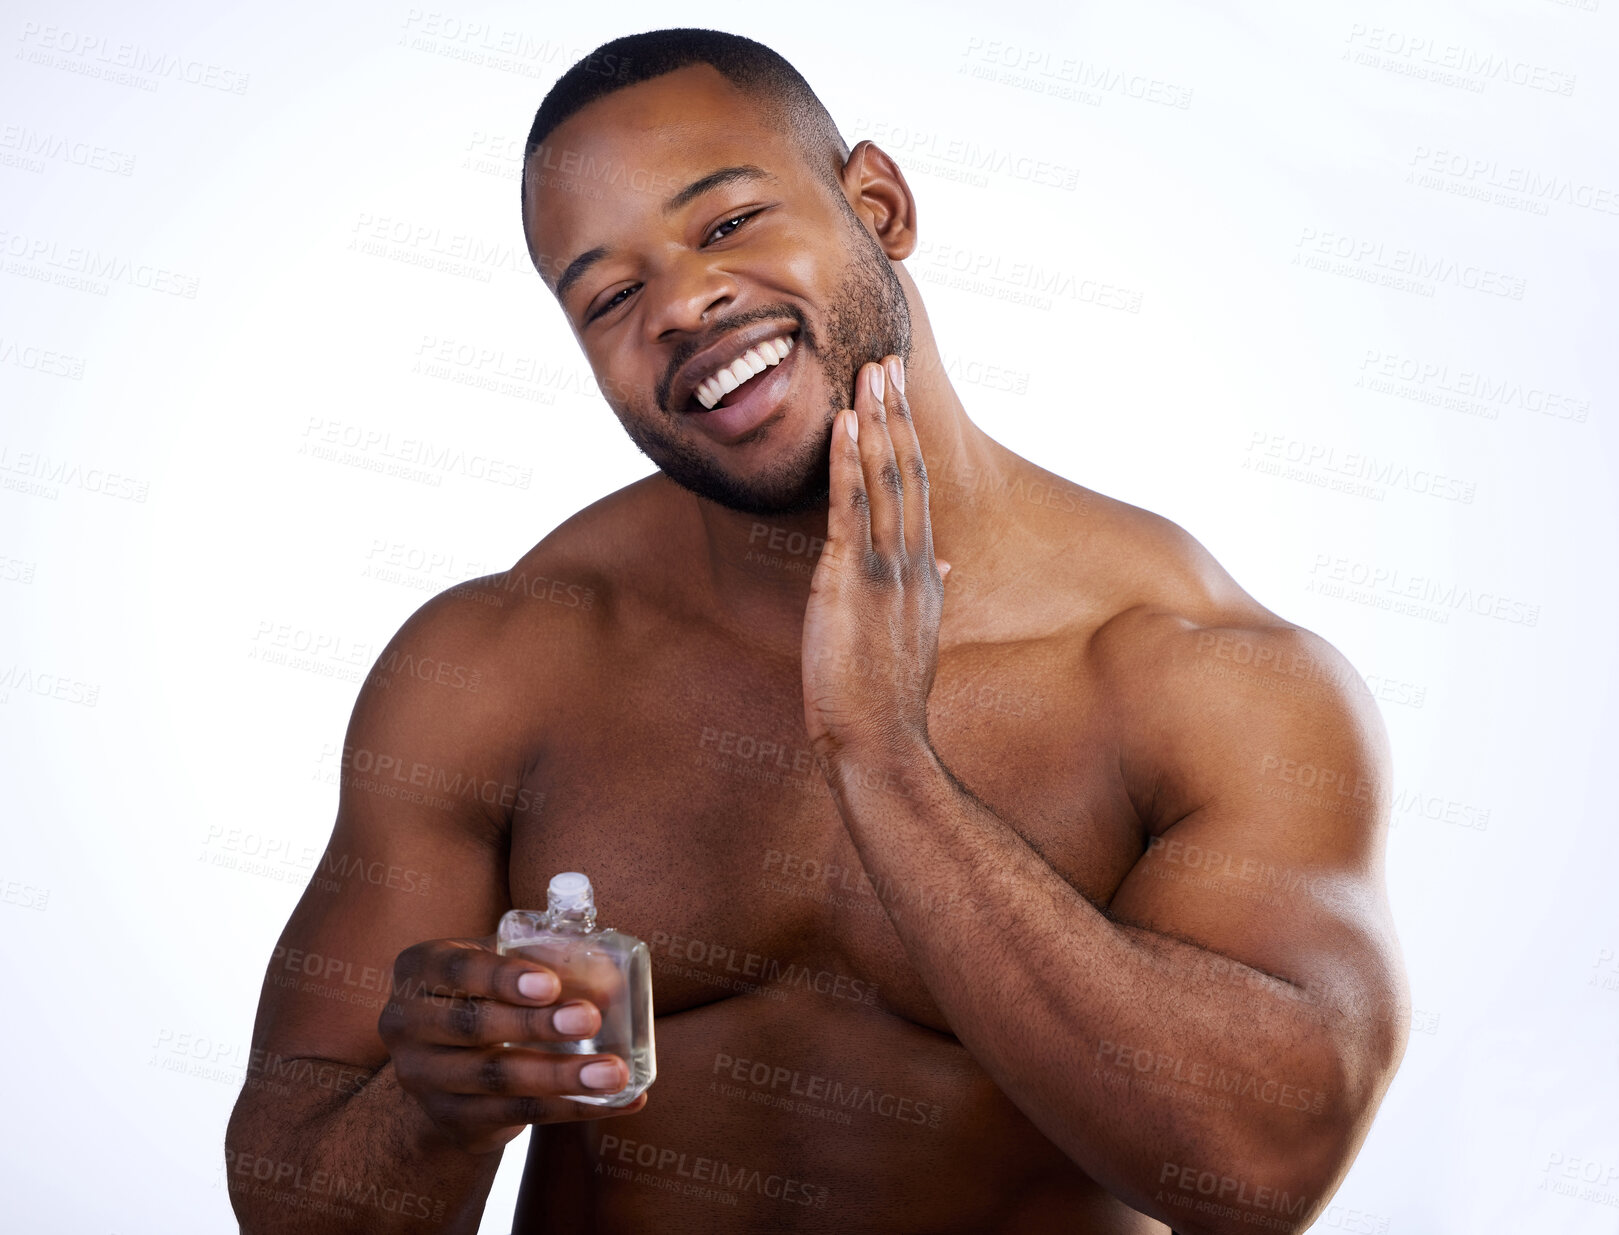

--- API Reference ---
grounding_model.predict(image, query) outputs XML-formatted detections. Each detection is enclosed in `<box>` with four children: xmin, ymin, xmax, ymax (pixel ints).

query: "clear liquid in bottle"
<box><xmin>495</xmin><ymin>872</ymin><xmax>655</xmax><ymax>1107</ymax></box>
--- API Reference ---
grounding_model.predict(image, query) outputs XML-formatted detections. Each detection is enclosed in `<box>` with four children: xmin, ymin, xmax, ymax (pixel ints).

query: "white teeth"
<box><xmin>692</xmin><ymin>333</ymin><xmax>795</xmax><ymax>410</ymax></box>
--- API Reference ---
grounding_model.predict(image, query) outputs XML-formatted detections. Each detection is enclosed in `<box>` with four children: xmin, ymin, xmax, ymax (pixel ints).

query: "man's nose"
<box><xmin>646</xmin><ymin>254</ymin><xmax>738</xmax><ymax>341</ymax></box>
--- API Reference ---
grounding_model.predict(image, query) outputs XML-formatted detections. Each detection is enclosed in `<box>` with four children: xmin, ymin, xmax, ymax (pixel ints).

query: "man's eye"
<box><xmin>706</xmin><ymin>211</ymin><xmax>758</xmax><ymax>244</ymax></box>
<box><xmin>586</xmin><ymin>212</ymin><xmax>759</xmax><ymax>322</ymax></box>
<box><xmin>589</xmin><ymin>285</ymin><xmax>638</xmax><ymax>322</ymax></box>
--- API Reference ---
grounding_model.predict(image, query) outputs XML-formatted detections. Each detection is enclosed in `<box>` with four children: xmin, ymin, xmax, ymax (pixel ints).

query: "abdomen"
<box><xmin>513</xmin><ymin>985</ymin><xmax>1167</xmax><ymax>1234</ymax></box>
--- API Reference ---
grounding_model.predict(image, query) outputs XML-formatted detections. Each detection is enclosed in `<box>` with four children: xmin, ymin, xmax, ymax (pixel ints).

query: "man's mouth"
<box><xmin>687</xmin><ymin>332</ymin><xmax>797</xmax><ymax>412</ymax></box>
<box><xmin>679</xmin><ymin>329</ymin><xmax>802</xmax><ymax>445</ymax></box>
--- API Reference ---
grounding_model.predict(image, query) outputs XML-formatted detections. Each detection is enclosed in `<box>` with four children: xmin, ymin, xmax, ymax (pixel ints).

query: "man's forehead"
<box><xmin>526</xmin><ymin>69</ymin><xmax>794</xmax><ymax>272</ymax></box>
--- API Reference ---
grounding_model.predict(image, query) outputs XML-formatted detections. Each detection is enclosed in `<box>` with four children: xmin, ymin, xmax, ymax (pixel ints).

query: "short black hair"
<box><xmin>520</xmin><ymin>28</ymin><xmax>850</xmax><ymax>247</ymax></box>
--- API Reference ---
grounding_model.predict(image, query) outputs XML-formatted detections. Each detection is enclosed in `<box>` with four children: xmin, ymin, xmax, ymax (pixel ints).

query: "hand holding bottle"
<box><xmin>378</xmin><ymin>932</ymin><xmax>647</xmax><ymax>1155</ymax></box>
<box><xmin>494</xmin><ymin>873</ymin><xmax>657</xmax><ymax>1109</ymax></box>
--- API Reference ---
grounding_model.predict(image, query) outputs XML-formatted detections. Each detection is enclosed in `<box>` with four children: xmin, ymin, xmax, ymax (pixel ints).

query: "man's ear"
<box><xmin>840</xmin><ymin>140</ymin><xmax>917</xmax><ymax>261</ymax></box>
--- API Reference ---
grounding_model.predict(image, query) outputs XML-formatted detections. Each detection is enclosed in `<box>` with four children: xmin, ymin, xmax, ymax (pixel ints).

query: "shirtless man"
<box><xmin>225</xmin><ymin>28</ymin><xmax>1409</xmax><ymax>1235</ymax></box>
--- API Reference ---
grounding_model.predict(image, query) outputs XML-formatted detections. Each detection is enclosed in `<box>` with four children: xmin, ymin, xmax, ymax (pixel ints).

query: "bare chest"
<box><xmin>509</xmin><ymin>633</ymin><xmax>1144</xmax><ymax>1035</ymax></box>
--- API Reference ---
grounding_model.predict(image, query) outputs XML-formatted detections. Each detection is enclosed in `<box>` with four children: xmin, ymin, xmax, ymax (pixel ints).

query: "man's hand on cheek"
<box><xmin>800</xmin><ymin>354</ymin><xmax>950</xmax><ymax>773</ymax></box>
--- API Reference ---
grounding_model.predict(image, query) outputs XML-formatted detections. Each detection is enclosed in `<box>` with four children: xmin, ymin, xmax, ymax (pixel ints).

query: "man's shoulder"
<box><xmin>349</xmin><ymin>477</ymin><xmax>674</xmax><ymax>785</ymax></box>
<box><xmin>1066</xmin><ymin>489</ymin><xmax>1268</xmax><ymax>633</ymax></box>
<box><xmin>379</xmin><ymin>474</ymin><xmax>672</xmax><ymax>685</ymax></box>
<box><xmin>1077</xmin><ymin>494</ymin><xmax>1383</xmax><ymax>751</ymax></box>
<box><xmin>437</xmin><ymin>472</ymin><xmax>673</xmax><ymax>625</ymax></box>
<box><xmin>1058</xmin><ymin>494</ymin><xmax>1392</xmax><ymax>846</ymax></box>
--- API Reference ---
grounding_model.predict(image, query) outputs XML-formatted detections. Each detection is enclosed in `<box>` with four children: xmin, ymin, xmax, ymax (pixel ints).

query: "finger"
<box><xmin>424</xmin><ymin>1045</ymin><xmax>633</xmax><ymax>1099</ymax></box>
<box><xmin>396</xmin><ymin>938</ymin><xmax>561</xmax><ymax>1007</ymax></box>
<box><xmin>826</xmin><ymin>403</ymin><xmax>871</xmax><ymax>566</ymax></box>
<box><xmin>413</xmin><ymin>996</ymin><xmax>603</xmax><ymax>1048</ymax></box>
<box><xmin>854</xmin><ymin>361</ymin><xmax>904</xmax><ymax>560</ymax></box>
<box><xmin>881</xmin><ymin>355</ymin><xmax>933</xmax><ymax>565</ymax></box>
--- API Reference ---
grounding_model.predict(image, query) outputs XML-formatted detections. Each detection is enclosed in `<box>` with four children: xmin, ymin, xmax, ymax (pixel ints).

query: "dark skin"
<box><xmin>225</xmin><ymin>64</ymin><xmax>1409</xmax><ymax>1235</ymax></box>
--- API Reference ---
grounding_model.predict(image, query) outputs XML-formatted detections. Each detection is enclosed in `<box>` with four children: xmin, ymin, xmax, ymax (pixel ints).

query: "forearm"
<box><xmin>225</xmin><ymin>1059</ymin><xmax>503</xmax><ymax>1235</ymax></box>
<box><xmin>823</xmin><ymin>742</ymin><xmax>1350</xmax><ymax>1230</ymax></box>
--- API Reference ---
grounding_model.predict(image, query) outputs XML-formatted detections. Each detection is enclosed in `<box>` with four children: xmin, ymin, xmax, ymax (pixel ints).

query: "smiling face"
<box><xmin>525</xmin><ymin>63</ymin><xmax>911</xmax><ymax>516</ymax></box>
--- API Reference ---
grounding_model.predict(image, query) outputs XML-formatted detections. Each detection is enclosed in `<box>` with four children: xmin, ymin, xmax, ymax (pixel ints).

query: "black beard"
<box><xmin>609</xmin><ymin>216</ymin><xmax>912</xmax><ymax>517</ymax></box>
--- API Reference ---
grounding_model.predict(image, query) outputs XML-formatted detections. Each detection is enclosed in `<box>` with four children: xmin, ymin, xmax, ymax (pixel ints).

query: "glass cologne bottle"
<box><xmin>496</xmin><ymin>872</ymin><xmax>656</xmax><ymax>1107</ymax></box>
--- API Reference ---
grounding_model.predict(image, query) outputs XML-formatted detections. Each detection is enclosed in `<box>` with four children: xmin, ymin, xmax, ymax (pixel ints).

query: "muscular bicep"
<box><xmin>1104</xmin><ymin>617</ymin><xmax>1409</xmax><ymax>1050</ymax></box>
<box><xmin>246</xmin><ymin>585</ymin><xmax>540</xmax><ymax>1069</ymax></box>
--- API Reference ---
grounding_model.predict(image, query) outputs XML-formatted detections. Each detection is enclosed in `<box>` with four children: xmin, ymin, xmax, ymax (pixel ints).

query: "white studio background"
<box><xmin>1</xmin><ymin>1</ymin><xmax>1615</xmax><ymax>1232</ymax></box>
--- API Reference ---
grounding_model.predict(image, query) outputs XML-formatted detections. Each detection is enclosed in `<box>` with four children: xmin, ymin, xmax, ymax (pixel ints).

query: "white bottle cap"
<box><xmin>548</xmin><ymin>871</ymin><xmax>594</xmax><ymax>912</ymax></box>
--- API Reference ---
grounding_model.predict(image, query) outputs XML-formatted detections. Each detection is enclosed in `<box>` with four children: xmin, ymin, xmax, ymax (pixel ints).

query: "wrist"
<box><xmin>818</xmin><ymin>730</ymin><xmax>943</xmax><ymax>804</ymax></box>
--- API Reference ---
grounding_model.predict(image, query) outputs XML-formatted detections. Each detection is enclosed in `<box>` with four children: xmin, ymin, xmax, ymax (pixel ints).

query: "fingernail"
<box><xmin>869</xmin><ymin>364</ymin><xmax>885</xmax><ymax>402</ymax></box>
<box><xmin>517</xmin><ymin>972</ymin><xmax>558</xmax><ymax>1001</ymax></box>
<box><xmin>581</xmin><ymin>1061</ymin><xmax>623</xmax><ymax>1090</ymax></box>
<box><xmin>552</xmin><ymin>1003</ymin><xmax>594</xmax><ymax>1036</ymax></box>
<box><xmin>938</xmin><ymin>560</ymin><xmax>951</xmax><ymax>578</ymax></box>
<box><xmin>845</xmin><ymin>408</ymin><xmax>859</xmax><ymax>443</ymax></box>
<box><xmin>888</xmin><ymin>356</ymin><xmax>904</xmax><ymax>392</ymax></box>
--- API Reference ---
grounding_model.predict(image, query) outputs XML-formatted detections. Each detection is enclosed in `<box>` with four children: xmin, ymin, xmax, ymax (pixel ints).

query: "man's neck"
<box><xmin>687</xmin><ymin>330</ymin><xmax>1019</xmax><ymax>657</ymax></box>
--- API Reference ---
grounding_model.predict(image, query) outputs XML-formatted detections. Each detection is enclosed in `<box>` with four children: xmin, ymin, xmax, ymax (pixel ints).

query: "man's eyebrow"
<box><xmin>662</xmin><ymin>163</ymin><xmax>776</xmax><ymax>216</ymax></box>
<box><xmin>554</xmin><ymin>245</ymin><xmax>609</xmax><ymax>303</ymax></box>
<box><xmin>552</xmin><ymin>165</ymin><xmax>778</xmax><ymax>306</ymax></box>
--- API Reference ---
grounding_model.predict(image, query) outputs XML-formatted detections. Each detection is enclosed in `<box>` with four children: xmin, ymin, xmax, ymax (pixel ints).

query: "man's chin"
<box><xmin>677</xmin><ymin>454</ymin><xmax>831</xmax><ymax>518</ymax></box>
<box><xmin>650</xmin><ymin>414</ymin><xmax>835</xmax><ymax>517</ymax></box>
